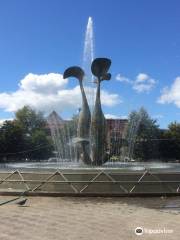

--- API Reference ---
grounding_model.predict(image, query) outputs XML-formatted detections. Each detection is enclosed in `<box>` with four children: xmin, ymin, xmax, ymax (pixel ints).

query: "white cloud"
<box><xmin>116</xmin><ymin>74</ymin><xmax>132</xmax><ymax>83</ymax></box>
<box><xmin>158</xmin><ymin>77</ymin><xmax>180</xmax><ymax>107</ymax></box>
<box><xmin>0</xmin><ymin>118</ymin><xmax>13</xmax><ymax>126</ymax></box>
<box><xmin>101</xmin><ymin>90</ymin><xmax>121</xmax><ymax>106</ymax></box>
<box><xmin>20</xmin><ymin>73</ymin><xmax>68</xmax><ymax>93</ymax></box>
<box><xmin>133</xmin><ymin>73</ymin><xmax>156</xmax><ymax>93</ymax></box>
<box><xmin>0</xmin><ymin>73</ymin><xmax>121</xmax><ymax>114</ymax></box>
<box><xmin>105</xmin><ymin>114</ymin><xmax>127</xmax><ymax>119</ymax></box>
<box><xmin>116</xmin><ymin>72</ymin><xmax>156</xmax><ymax>93</ymax></box>
<box><xmin>135</xmin><ymin>73</ymin><xmax>149</xmax><ymax>83</ymax></box>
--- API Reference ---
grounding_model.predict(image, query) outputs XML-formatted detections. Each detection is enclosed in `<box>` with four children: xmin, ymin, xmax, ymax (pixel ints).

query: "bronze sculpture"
<box><xmin>63</xmin><ymin>58</ymin><xmax>111</xmax><ymax>165</ymax></box>
<box><xmin>63</xmin><ymin>66</ymin><xmax>91</xmax><ymax>164</ymax></box>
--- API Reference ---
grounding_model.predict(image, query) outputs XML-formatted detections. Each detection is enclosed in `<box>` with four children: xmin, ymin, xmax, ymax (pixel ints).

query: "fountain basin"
<box><xmin>0</xmin><ymin>162</ymin><xmax>180</xmax><ymax>196</ymax></box>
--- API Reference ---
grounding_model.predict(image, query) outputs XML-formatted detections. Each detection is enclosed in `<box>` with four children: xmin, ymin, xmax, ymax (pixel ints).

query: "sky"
<box><xmin>0</xmin><ymin>0</ymin><xmax>179</xmax><ymax>128</ymax></box>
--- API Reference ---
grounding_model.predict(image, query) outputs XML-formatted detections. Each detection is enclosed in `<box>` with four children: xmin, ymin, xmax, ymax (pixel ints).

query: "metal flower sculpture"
<box><xmin>63</xmin><ymin>66</ymin><xmax>91</xmax><ymax>164</ymax></box>
<box><xmin>90</xmin><ymin>58</ymin><xmax>111</xmax><ymax>165</ymax></box>
<box><xmin>63</xmin><ymin>58</ymin><xmax>111</xmax><ymax>166</ymax></box>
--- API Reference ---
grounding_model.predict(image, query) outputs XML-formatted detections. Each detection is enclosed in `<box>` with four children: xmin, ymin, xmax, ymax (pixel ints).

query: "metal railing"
<box><xmin>0</xmin><ymin>169</ymin><xmax>179</xmax><ymax>195</ymax></box>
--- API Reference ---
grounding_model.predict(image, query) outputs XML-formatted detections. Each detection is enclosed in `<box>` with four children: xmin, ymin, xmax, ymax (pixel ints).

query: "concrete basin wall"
<box><xmin>0</xmin><ymin>169</ymin><xmax>180</xmax><ymax>196</ymax></box>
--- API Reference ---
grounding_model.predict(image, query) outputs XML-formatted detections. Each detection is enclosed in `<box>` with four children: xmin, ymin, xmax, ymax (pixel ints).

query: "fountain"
<box><xmin>47</xmin><ymin>17</ymin><xmax>111</xmax><ymax>166</ymax></box>
<box><xmin>0</xmin><ymin>17</ymin><xmax>180</xmax><ymax>196</ymax></box>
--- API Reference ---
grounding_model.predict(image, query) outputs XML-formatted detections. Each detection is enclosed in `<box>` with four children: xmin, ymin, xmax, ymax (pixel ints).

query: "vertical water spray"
<box><xmin>82</xmin><ymin>16</ymin><xmax>95</xmax><ymax>111</ymax></box>
<box><xmin>83</xmin><ymin>17</ymin><xmax>94</xmax><ymax>66</ymax></box>
<box><xmin>121</xmin><ymin>110</ymin><xmax>143</xmax><ymax>161</ymax></box>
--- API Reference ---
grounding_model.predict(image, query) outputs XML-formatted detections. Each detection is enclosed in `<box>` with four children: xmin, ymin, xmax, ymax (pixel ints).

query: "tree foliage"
<box><xmin>15</xmin><ymin>106</ymin><xmax>46</xmax><ymax>134</ymax></box>
<box><xmin>0</xmin><ymin>121</ymin><xmax>25</xmax><ymax>161</ymax></box>
<box><xmin>159</xmin><ymin>122</ymin><xmax>180</xmax><ymax>160</ymax></box>
<box><xmin>125</xmin><ymin>108</ymin><xmax>160</xmax><ymax>161</ymax></box>
<box><xmin>0</xmin><ymin>106</ymin><xmax>53</xmax><ymax>162</ymax></box>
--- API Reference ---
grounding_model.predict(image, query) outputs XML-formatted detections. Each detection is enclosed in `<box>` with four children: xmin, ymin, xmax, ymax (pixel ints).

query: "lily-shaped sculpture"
<box><xmin>63</xmin><ymin>66</ymin><xmax>91</xmax><ymax>164</ymax></box>
<box><xmin>90</xmin><ymin>58</ymin><xmax>111</xmax><ymax>165</ymax></box>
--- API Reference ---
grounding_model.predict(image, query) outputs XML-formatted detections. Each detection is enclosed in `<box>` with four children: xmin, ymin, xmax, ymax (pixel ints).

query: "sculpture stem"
<box><xmin>79</xmin><ymin>80</ymin><xmax>89</xmax><ymax>110</ymax></box>
<box><xmin>95</xmin><ymin>77</ymin><xmax>101</xmax><ymax>109</ymax></box>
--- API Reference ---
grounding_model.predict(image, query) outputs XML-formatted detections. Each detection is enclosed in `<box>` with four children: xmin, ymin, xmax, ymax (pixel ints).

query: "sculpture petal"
<box><xmin>63</xmin><ymin>66</ymin><xmax>85</xmax><ymax>81</ymax></box>
<box><xmin>91</xmin><ymin>58</ymin><xmax>111</xmax><ymax>78</ymax></box>
<box><xmin>102</xmin><ymin>73</ymin><xmax>111</xmax><ymax>81</ymax></box>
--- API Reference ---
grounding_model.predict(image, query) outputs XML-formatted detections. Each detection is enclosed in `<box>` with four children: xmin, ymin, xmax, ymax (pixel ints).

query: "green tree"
<box><xmin>0</xmin><ymin>120</ymin><xmax>25</xmax><ymax>161</ymax></box>
<box><xmin>15</xmin><ymin>106</ymin><xmax>46</xmax><ymax>135</ymax></box>
<box><xmin>30</xmin><ymin>130</ymin><xmax>53</xmax><ymax>160</ymax></box>
<box><xmin>159</xmin><ymin>122</ymin><xmax>180</xmax><ymax>160</ymax></box>
<box><xmin>125</xmin><ymin>108</ymin><xmax>160</xmax><ymax>161</ymax></box>
<box><xmin>15</xmin><ymin>106</ymin><xmax>53</xmax><ymax>160</ymax></box>
<box><xmin>0</xmin><ymin>106</ymin><xmax>53</xmax><ymax>162</ymax></box>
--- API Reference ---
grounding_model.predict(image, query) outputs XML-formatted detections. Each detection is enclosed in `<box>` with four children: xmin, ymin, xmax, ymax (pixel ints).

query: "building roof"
<box><xmin>47</xmin><ymin>111</ymin><xmax>64</xmax><ymax>125</ymax></box>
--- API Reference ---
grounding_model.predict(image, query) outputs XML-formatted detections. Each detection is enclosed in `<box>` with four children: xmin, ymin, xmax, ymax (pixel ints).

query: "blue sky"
<box><xmin>0</xmin><ymin>0</ymin><xmax>180</xmax><ymax>128</ymax></box>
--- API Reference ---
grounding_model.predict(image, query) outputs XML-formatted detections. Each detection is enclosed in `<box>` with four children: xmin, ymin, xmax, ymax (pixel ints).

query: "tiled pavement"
<box><xmin>0</xmin><ymin>196</ymin><xmax>180</xmax><ymax>240</ymax></box>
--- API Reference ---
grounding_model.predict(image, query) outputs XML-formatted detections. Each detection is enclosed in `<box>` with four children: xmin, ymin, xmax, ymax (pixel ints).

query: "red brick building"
<box><xmin>106</xmin><ymin>118</ymin><xmax>128</xmax><ymax>155</ymax></box>
<box><xmin>47</xmin><ymin>111</ymin><xmax>128</xmax><ymax>139</ymax></box>
<box><xmin>106</xmin><ymin>118</ymin><xmax>128</xmax><ymax>140</ymax></box>
<box><xmin>46</xmin><ymin>111</ymin><xmax>128</xmax><ymax>155</ymax></box>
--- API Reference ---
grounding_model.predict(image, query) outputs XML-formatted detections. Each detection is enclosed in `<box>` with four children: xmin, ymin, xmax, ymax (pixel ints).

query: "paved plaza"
<box><xmin>0</xmin><ymin>196</ymin><xmax>180</xmax><ymax>240</ymax></box>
